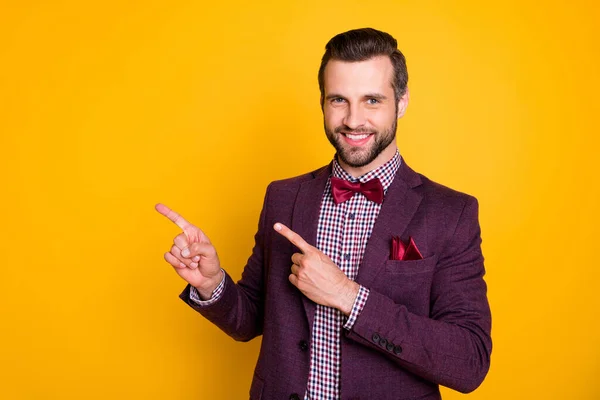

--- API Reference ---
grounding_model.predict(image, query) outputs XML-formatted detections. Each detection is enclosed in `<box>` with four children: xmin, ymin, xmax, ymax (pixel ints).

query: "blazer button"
<box><xmin>299</xmin><ymin>340</ymin><xmax>309</xmax><ymax>352</ymax></box>
<box><xmin>379</xmin><ymin>338</ymin><xmax>388</xmax><ymax>348</ymax></box>
<box><xmin>289</xmin><ymin>393</ymin><xmax>300</xmax><ymax>400</ymax></box>
<box><xmin>372</xmin><ymin>333</ymin><xmax>380</xmax><ymax>343</ymax></box>
<box><xmin>386</xmin><ymin>342</ymin><xmax>395</xmax><ymax>352</ymax></box>
<box><xmin>393</xmin><ymin>345</ymin><xmax>403</xmax><ymax>355</ymax></box>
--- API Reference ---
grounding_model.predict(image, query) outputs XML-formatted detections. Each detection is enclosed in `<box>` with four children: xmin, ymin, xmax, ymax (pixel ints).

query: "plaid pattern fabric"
<box><xmin>305</xmin><ymin>151</ymin><xmax>400</xmax><ymax>400</ymax></box>
<box><xmin>189</xmin><ymin>269</ymin><xmax>226</xmax><ymax>305</ymax></box>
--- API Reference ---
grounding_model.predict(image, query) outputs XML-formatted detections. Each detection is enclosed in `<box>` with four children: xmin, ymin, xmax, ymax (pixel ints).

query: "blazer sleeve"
<box><xmin>178</xmin><ymin>184</ymin><xmax>271</xmax><ymax>342</ymax></box>
<box><xmin>344</xmin><ymin>196</ymin><xmax>492</xmax><ymax>393</ymax></box>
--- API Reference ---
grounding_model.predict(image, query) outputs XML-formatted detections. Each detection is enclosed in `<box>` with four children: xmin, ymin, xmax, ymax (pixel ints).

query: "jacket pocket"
<box><xmin>384</xmin><ymin>254</ymin><xmax>438</xmax><ymax>274</ymax></box>
<box><xmin>378</xmin><ymin>255</ymin><xmax>438</xmax><ymax>316</ymax></box>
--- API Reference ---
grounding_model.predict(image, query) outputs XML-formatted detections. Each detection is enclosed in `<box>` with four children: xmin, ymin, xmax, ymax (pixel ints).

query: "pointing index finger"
<box><xmin>274</xmin><ymin>222</ymin><xmax>312</xmax><ymax>253</ymax></box>
<box><xmin>155</xmin><ymin>203</ymin><xmax>193</xmax><ymax>231</ymax></box>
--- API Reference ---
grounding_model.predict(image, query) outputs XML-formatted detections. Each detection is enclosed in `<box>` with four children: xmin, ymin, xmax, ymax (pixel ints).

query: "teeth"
<box><xmin>346</xmin><ymin>134</ymin><xmax>369</xmax><ymax>140</ymax></box>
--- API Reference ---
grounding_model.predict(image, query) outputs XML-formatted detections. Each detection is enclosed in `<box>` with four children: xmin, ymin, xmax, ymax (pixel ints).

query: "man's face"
<box><xmin>322</xmin><ymin>56</ymin><xmax>407</xmax><ymax>170</ymax></box>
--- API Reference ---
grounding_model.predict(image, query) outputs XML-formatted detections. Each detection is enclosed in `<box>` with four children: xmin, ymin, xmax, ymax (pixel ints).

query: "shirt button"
<box><xmin>394</xmin><ymin>345</ymin><xmax>403</xmax><ymax>355</ymax></box>
<box><xmin>348</xmin><ymin>212</ymin><xmax>355</xmax><ymax>220</ymax></box>
<box><xmin>372</xmin><ymin>333</ymin><xmax>380</xmax><ymax>343</ymax></box>
<box><xmin>299</xmin><ymin>340</ymin><xmax>308</xmax><ymax>352</ymax></box>
<box><xmin>344</xmin><ymin>253</ymin><xmax>350</xmax><ymax>261</ymax></box>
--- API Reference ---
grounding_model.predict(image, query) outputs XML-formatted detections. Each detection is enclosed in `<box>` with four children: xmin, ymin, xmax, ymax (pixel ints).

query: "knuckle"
<box><xmin>207</xmin><ymin>245</ymin><xmax>216</xmax><ymax>256</ymax></box>
<box><xmin>174</xmin><ymin>233</ymin><xmax>187</xmax><ymax>245</ymax></box>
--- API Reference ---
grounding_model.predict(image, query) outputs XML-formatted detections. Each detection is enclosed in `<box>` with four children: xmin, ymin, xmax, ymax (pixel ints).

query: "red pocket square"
<box><xmin>391</xmin><ymin>236</ymin><xmax>423</xmax><ymax>261</ymax></box>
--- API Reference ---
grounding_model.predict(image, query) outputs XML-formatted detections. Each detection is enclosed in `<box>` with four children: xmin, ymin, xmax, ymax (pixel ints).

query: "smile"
<box><xmin>345</xmin><ymin>133</ymin><xmax>370</xmax><ymax>140</ymax></box>
<box><xmin>342</xmin><ymin>133</ymin><xmax>374</xmax><ymax>146</ymax></box>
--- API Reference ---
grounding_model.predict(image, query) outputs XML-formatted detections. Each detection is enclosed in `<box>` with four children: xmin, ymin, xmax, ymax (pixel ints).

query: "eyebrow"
<box><xmin>325</xmin><ymin>93</ymin><xmax>388</xmax><ymax>101</ymax></box>
<box><xmin>363</xmin><ymin>93</ymin><xmax>388</xmax><ymax>100</ymax></box>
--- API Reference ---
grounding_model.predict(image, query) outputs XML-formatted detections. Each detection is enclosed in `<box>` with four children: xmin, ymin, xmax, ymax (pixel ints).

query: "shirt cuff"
<box><xmin>189</xmin><ymin>269</ymin><xmax>226</xmax><ymax>306</ymax></box>
<box><xmin>343</xmin><ymin>285</ymin><xmax>370</xmax><ymax>330</ymax></box>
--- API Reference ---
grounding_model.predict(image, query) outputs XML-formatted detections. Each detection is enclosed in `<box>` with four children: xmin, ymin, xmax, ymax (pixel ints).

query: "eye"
<box><xmin>367</xmin><ymin>98</ymin><xmax>380</xmax><ymax>105</ymax></box>
<box><xmin>332</xmin><ymin>97</ymin><xmax>346</xmax><ymax>103</ymax></box>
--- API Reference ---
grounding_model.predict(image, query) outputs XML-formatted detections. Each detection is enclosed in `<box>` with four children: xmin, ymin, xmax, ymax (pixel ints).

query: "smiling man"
<box><xmin>157</xmin><ymin>28</ymin><xmax>492</xmax><ymax>400</ymax></box>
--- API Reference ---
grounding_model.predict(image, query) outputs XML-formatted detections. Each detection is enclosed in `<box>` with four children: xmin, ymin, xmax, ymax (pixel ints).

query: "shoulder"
<box><xmin>398</xmin><ymin>158</ymin><xmax>478</xmax><ymax>219</ymax></box>
<box><xmin>417</xmin><ymin>173</ymin><xmax>477</xmax><ymax>209</ymax></box>
<box><xmin>257</xmin><ymin>164</ymin><xmax>331</xmax><ymax>224</ymax></box>
<box><xmin>405</xmin><ymin>166</ymin><xmax>482</xmax><ymax>249</ymax></box>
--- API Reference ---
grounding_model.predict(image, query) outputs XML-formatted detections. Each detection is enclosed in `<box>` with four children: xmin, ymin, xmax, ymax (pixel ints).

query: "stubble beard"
<box><xmin>324</xmin><ymin>118</ymin><xmax>397</xmax><ymax>168</ymax></box>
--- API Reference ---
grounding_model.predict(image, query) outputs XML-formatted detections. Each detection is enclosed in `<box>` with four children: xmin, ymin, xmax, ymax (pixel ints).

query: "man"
<box><xmin>156</xmin><ymin>28</ymin><xmax>491</xmax><ymax>400</ymax></box>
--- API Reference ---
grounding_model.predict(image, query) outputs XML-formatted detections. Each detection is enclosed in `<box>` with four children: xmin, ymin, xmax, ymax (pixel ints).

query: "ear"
<box><xmin>396</xmin><ymin>87</ymin><xmax>410</xmax><ymax>118</ymax></box>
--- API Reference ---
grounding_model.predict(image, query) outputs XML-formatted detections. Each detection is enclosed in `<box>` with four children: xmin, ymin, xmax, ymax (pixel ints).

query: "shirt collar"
<box><xmin>331</xmin><ymin>150</ymin><xmax>401</xmax><ymax>193</ymax></box>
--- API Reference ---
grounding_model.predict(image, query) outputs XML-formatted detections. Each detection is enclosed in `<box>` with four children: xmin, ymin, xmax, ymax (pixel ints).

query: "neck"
<box><xmin>338</xmin><ymin>143</ymin><xmax>398</xmax><ymax>178</ymax></box>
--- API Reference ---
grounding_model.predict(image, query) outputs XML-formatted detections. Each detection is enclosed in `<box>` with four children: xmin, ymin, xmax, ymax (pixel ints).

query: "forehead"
<box><xmin>323</xmin><ymin>56</ymin><xmax>395</xmax><ymax>95</ymax></box>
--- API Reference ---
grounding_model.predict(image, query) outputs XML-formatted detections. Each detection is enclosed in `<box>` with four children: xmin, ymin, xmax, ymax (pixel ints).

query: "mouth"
<box><xmin>341</xmin><ymin>132</ymin><xmax>374</xmax><ymax>146</ymax></box>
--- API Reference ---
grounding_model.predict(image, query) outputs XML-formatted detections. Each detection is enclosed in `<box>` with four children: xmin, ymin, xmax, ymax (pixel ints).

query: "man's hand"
<box><xmin>155</xmin><ymin>203</ymin><xmax>223</xmax><ymax>299</ymax></box>
<box><xmin>274</xmin><ymin>222</ymin><xmax>359</xmax><ymax>316</ymax></box>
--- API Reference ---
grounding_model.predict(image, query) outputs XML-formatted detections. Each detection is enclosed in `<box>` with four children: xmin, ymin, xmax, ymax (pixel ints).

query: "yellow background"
<box><xmin>1</xmin><ymin>0</ymin><xmax>599</xmax><ymax>398</ymax></box>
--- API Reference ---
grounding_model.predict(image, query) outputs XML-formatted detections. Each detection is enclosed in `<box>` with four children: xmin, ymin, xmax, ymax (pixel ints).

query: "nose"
<box><xmin>342</xmin><ymin>103</ymin><xmax>366</xmax><ymax>130</ymax></box>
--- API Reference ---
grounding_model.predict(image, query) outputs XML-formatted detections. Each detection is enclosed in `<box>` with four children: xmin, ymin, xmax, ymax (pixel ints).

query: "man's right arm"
<box><xmin>177</xmin><ymin>184</ymin><xmax>272</xmax><ymax>342</ymax></box>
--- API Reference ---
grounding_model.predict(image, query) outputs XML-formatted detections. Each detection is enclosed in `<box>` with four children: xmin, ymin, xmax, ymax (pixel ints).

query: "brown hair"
<box><xmin>318</xmin><ymin>28</ymin><xmax>408</xmax><ymax>107</ymax></box>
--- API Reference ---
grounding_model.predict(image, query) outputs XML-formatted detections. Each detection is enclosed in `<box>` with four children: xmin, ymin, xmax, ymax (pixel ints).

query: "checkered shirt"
<box><xmin>190</xmin><ymin>151</ymin><xmax>401</xmax><ymax>399</ymax></box>
<box><xmin>304</xmin><ymin>151</ymin><xmax>400</xmax><ymax>399</ymax></box>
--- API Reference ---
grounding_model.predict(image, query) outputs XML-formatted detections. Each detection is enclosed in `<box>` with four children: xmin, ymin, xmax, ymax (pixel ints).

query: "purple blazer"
<box><xmin>180</xmin><ymin>157</ymin><xmax>492</xmax><ymax>400</ymax></box>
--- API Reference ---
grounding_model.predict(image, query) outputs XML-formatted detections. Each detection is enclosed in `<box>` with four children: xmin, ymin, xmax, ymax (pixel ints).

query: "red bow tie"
<box><xmin>330</xmin><ymin>177</ymin><xmax>384</xmax><ymax>205</ymax></box>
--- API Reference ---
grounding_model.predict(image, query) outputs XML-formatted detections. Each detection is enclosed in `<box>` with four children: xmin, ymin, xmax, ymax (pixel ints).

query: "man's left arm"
<box><xmin>344</xmin><ymin>196</ymin><xmax>491</xmax><ymax>393</ymax></box>
<box><xmin>275</xmin><ymin>196</ymin><xmax>491</xmax><ymax>393</ymax></box>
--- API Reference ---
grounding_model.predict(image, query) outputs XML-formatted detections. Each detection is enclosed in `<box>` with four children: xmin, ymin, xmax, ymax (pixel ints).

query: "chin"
<box><xmin>339</xmin><ymin>149</ymin><xmax>378</xmax><ymax>168</ymax></box>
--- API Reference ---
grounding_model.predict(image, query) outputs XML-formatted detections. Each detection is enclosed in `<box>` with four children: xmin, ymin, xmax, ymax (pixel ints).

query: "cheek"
<box><xmin>369</xmin><ymin>108</ymin><xmax>396</xmax><ymax>128</ymax></box>
<box><xmin>324</xmin><ymin>108</ymin><xmax>342</xmax><ymax>126</ymax></box>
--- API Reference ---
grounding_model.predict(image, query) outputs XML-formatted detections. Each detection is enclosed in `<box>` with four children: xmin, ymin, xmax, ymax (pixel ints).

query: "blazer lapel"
<box><xmin>356</xmin><ymin>157</ymin><xmax>424</xmax><ymax>288</ymax></box>
<box><xmin>291</xmin><ymin>163</ymin><xmax>332</xmax><ymax>332</ymax></box>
